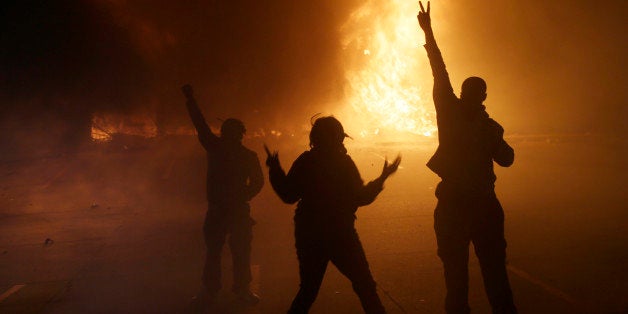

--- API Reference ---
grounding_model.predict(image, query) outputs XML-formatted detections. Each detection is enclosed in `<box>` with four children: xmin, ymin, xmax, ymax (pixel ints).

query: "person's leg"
<box><xmin>472</xmin><ymin>196</ymin><xmax>517</xmax><ymax>314</ymax></box>
<box><xmin>288</xmin><ymin>233</ymin><xmax>329</xmax><ymax>314</ymax></box>
<box><xmin>331</xmin><ymin>229</ymin><xmax>386</xmax><ymax>314</ymax></box>
<box><xmin>202</xmin><ymin>212</ymin><xmax>228</xmax><ymax>294</ymax></box>
<box><xmin>229</xmin><ymin>217</ymin><xmax>254</xmax><ymax>294</ymax></box>
<box><xmin>190</xmin><ymin>211</ymin><xmax>228</xmax><ymax>311</ymax></box>
<box><xmin>434</xmin><ymin>184</ymin><xmax>472</xmax><ymax>314</ymax></box>
<box><xmin>436</xmin><ymin>232</ymin><xmax>471</xmax><ymax>314</ymax></box>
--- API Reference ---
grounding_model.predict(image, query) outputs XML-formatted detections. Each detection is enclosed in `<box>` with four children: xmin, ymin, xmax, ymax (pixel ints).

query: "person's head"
<box><xmin>460</xmin><ymin>76</ymin><xmax>487</xmax><ymax>103</ymax></box>
<box><xmin>220</xmin><ymin>118</ymin><xmax>246</xmax><ymax>142</ymax></box>
<box><xmin>309</xmin><ymin>116</ymin><xmax>347</xmax><ymax>151</ymax></box>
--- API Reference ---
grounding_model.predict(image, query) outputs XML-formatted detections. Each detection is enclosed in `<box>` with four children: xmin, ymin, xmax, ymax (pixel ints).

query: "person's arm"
<box><xmin>181</xmin><ymin>84</ymin><xmax>219</xmax><ymax>150</ymax></box>
<box><xmin>494</xmin><ymin>140</ymin><xmax>514</xmax><ymax>167</ymax></box>
<box><xmin>355</xmin><ymin>155</ymin><xmax>401</xmax><ymax>206</ymax></box>
<box><xmin>265</xmin><ymin>145</ymin><xmax>301</xmax><ymax>204</ymax></box>
<box><xmin>486</xmin><ymin>119</ymin><xmax>515</xmax><ymax>167</ymax></box>
<box><xmin>245</xmin><ymin>153</ymin><xmax>265</xmax><ymax>201</ymax></box>
<box><xmin>417</xmin><ymin>2</ymin><xmax>457</xmax><ymax>109</ymax></box>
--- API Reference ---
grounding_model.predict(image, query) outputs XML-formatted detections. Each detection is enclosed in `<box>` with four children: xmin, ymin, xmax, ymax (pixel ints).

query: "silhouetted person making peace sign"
<box><xmin>417</xmin><ymin>2</ymin><xmax>517</xmax><ymax>314</ymax></box>
<box><xmin>265</xmin><ymin>116</ymin><xmax>400</xmax><ymax>314</ymax></box>
<box><xmin>181</xmin><ymin>84</ymin><xmax>264</xmax><ymax>307</ymax></box>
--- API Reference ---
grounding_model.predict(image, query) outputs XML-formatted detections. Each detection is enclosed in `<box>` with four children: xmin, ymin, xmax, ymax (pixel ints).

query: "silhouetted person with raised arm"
<box><xmin>181</xmin><ymin>84</ymin><xmax>264</xmax><ymax>307</ymax></box>
<box><xmin>417</xmin><ymin>2</ymin><xmax>517</xmax><ymax>314</ymax></box>
<box><xmin>265</xmin><ymin>116</ymin><xmax>400</xmax><ymax>314</ymax></box>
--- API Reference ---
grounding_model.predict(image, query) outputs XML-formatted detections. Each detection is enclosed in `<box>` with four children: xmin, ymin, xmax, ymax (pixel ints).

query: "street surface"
<box><xmin>0</xmin><ymin>134</ymin><xmax>626</xmax><ymax>313</ymax></box>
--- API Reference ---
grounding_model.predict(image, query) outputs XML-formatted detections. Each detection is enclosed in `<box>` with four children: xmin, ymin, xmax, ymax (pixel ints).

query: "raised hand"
<box><xmin>417</xmin><ymin>1</ymin><xmax>431</xmax><ymax>31</ymax></box>
<box><xmin>380</xmin><ymin>154</ymin><xmax>402</xmax><ymax>179</ymax></box>
<box><xmin>181</xmin><ymin>84</ymin><xmax>194</xmax><ymax>100</ymax></box>
<box><xmin>264</xmin><ymin>144</ymin><xmax>280</xmax><ymax>169</ymax></box>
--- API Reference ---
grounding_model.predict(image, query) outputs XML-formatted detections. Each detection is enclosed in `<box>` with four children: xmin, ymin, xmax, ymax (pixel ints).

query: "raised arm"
<box><xmin>265</xmin><ymin>145</ymin><xmax>301</xmax><ymax>204</ymax></box>
<box><xmin>355</xmin><ymin>155</ymin><xmax>401</xmax><ymax>206</ymax></box>
<box><xmin>417</xmin><ymin>2</ymin><xmax>456</xmax><ymax>107</ymax></box>
<box><xmin>181</xmin><ymin>84</ymin><xmax>219</xmax><ymax>150</ymax></box>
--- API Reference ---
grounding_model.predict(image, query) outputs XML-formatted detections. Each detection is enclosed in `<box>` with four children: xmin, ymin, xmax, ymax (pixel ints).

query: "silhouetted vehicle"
<box><xmin>181</xmin><ymin>84</ymin><xmax>264</xmax><ymax>308</ymax></box>
<box><xmin>417</xmin><ymin>2</ymin><xmax>517</xmax><ymax>313</ymax></box>
<box><xmin>265</xmin><ymin>116</ymin><xmax>400</xmax><ymax>314</ymax></box>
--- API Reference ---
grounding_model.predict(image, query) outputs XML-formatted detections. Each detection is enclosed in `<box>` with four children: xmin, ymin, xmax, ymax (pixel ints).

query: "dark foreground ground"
<box><xmin>0</xmin><ymin>134</ymin><xmax>626</xmax><ymax>313</ymax></box>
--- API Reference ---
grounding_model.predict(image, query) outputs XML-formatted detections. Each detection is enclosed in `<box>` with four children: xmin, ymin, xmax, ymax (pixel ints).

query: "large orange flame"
<box><xmin>91</xmin><ymin>112</ymin><xmax>158</xmax><ymax>142</ymax></box>
<box><xmin>339</xmin><ymin>0</ymin><xmax>436</xmax><ymax>140</ymax></box>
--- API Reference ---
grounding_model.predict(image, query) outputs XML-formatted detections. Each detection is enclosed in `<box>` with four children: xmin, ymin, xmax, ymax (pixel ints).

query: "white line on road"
<box><xmin>379</xmin><ymin>286</ymin><xmax>407</xmax><ymax>313</ymax></box>
<box><xmin>0</xmin><ymin>284</ymin><xmax>26</xmax><ymax>303</ymax></box>
<box><xmin>507</xmin><ymin>265</ymin><xmax>580</xmax><ymax>307</ymax></box>
<box><xmin>41</xmin><ymin>165</ymin><xmax>68</xmax><ymax>189</ymax></box>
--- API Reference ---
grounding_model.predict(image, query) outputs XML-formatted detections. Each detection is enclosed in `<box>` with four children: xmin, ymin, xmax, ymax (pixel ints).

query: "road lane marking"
<box><xmin>507</xmin><ymin>265</ymin><xmax>580</xmax><ymax>307</ymax></box>
<box><xmin>41</xmin><ymin>165</ymin><xmax>68</xmax><ymax>189</ymax></box>
<box><xmin>379</xmin><ymin>286</ymin><xmax>407</xmax><ymax>313</ymax></box>
<box><xmin>0</xmin><ymin>284</ymin><xmax>25</xmax><ymax>303</ymax></box>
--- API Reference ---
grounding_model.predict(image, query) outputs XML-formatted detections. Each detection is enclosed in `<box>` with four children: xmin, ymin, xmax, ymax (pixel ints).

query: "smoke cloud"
<box><xmin>1</xmin><ymin>0</ymin><xmax>626</xmax><ymax>147</ymax></box>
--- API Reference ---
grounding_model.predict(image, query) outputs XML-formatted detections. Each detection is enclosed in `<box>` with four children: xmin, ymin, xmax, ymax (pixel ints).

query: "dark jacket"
<box><xmin>268</xmin><ymin>148</ymin><xmax>383</xmax><ymax>227</ymax></box>
<box><xmin>185</xmin><ymin>98</ymin><xmax>264</xmax><ymax>210</ymax></box>
<box><xmin>424</xmin><ymin>40</ymin><xmax>514</xmax><ymax>192</ymax></box>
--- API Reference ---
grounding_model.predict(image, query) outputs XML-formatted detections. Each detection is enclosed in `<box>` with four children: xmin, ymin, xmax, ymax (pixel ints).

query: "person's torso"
<box><xmin>206</xmin><ymin>141</ymin><xmax>255</xmax><ymax>204</ymax></box>
<box><xmin>293</xmin><ymin>151</ymin><xmax>362</xmax><ymax>224</ymax></box>
<box><xmin>429</xmin><ymin>99</ymin><xmax>497</xmax><ymax>189</ymax></box>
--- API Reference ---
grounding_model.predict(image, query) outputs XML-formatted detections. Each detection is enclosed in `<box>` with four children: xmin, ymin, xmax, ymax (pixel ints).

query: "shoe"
<box><xmin>189</xmin><ymin>289</ymin><xmax>218</xmax><ymax>311</ymax></box>
<box><xmin>235</xmin><ymin>290</ymin><xmax>260</xmax><ymax>305</ymax></box>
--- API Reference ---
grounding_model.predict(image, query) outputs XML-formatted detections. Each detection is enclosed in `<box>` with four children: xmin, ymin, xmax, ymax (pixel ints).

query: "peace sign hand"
<box><xmin>417</xmin><ymin>1</ymin><xmax>431</xmax><ymax>31</ymax></box>
<box><xmin>264</xmin><ymin>144</ymin><xmax>281</xmax><ymax>169</ymax></box>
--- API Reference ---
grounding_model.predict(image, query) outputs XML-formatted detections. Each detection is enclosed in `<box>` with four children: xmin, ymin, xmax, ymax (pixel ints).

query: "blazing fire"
<box><xmin>91</xmin><ymin>112</ymin><xmax>158</xmax><ymax>142</ymax></box>
<box><xmin>340</xmin><ymin>0</ymin><xmax>436</xmax><ymax>139</ymax></box>
<box><xmin>90</xmin><ymin>111</ymin><xmax>289</xmax><ymax>142</ymax></box>
<box><xmin>90</xmin><ymin>1</ymin><xmax>438</xmax><ymax>143</ymax></box>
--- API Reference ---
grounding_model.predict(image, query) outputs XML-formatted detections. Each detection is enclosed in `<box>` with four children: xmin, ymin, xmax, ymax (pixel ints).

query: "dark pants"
<box><xmin>202</xmin><ymin>205</ymin><xmax>253</xmax><ymax>294</ymax></box>
<box><xmin>288</xmin><ymin>223</ymin><xmax>385</xmax><ymax>314</ymax></box>
<box><xmin>434</xmin><ymin>182</ymin><xmax>517</xmax><ymax>314</ymax></box>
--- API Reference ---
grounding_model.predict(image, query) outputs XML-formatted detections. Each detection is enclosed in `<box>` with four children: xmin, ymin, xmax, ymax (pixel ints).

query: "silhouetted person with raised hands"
<box><xmin>181</xmin><ymin>84</ymin><xmax>264</xmax><ymax>308</ymax></box>
<box><xmin>417</xmin><ymin>2</ymin><xmax>517</xmax><ymax>314</ymax></box>
<box><xmin>265</xmin><ymin>116</ymin><xmax>400</xmax><ymax>314</ymax></box>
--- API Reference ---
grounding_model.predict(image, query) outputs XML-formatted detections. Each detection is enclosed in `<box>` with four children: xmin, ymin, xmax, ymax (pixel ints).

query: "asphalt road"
<box><xmin>0</xmin><ymin>134</ymin><xmax>626</xmax><ymax>313</ymax></box>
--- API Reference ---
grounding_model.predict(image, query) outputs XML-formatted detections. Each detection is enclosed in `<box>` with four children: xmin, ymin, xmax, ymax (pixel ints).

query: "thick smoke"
<box><xmin>94</xmin><ymin>0</ymin><xmax>362</xmax><ymax>135</ymax></box>
<box><xmin>1</xmin><ymin>0</ymin><xmax>364</xmax><ymax>145</ymax></box>
<box><xmin>434</xmin><ymin>0</ymin><xmax>627</xmax><ymax>135</ymax></box>
<box><xmin>1</xmin><ymin>0</ymin><xmax>626</xmax><ymax>153</ymax></box>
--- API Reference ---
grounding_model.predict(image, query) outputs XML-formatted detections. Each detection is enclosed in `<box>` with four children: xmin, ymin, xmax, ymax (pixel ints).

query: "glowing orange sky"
<box><xmin>2</xmin><ymin>0</ymin><xmax>626</xmax><ymax>140</ymax></box>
